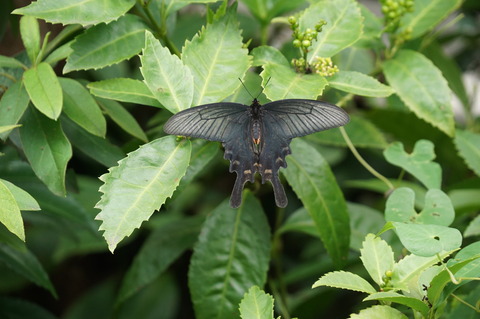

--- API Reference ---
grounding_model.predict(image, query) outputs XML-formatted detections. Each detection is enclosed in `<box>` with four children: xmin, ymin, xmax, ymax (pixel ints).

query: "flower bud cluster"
<box><xmin>311</xmin><ymin>57</ymin><xmax>339</xmax><ymax>77</ymax></box>
<box><xmin>380</xmin><ymin>0</ymin><xmax>414</xmax><ymax>33</ymax></box>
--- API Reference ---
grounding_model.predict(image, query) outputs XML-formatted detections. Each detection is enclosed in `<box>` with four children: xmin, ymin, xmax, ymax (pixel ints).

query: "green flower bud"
<box><xmin>302</xmin><ymin>39</ymin><xmax>311</xmax><ymax>47</ymax></box>
<box><xmin>288</xmin><ymin>16</ymin><xmax>297</xmax><ymax>25</ymax></box>
<box><xmin>293</xmin><ymin>39</ymin><xmax>302</xmax><ymax>47</ymax></box>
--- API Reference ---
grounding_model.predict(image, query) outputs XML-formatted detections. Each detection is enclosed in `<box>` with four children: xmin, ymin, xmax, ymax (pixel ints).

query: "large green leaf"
<box><xmin>95</xmin><ymin>136</ymin><xmax>191</xmax><ymax>252</ymax></box>
<box><xmin>328</xmin><ymin>71</ymin><xmax>394</xmax><ymax>97</ymax></box>
<box><xmin>23</xmin><ymin>62</ymin><xmax>63</xmax><ymax>120</ymax></box>
<box><xmin>117</xmin><ymin>216</ymin><xmax>203</xmax><ymax>305</ymax></box>
<box><xmin>360</xmin><ymin>234</ymin><xmax>395</xmax><ymax>287</ymax></box>
<box><xmin>261</xmin><ymin>63</ymin><xmax>327</xmax><ymax>100</ymax></box>
<box><xmin>64</xmin><ymin>14</ymin><xmax>147</xmax><ymax>72</ymax></box>
<box><xmin>13</xmin><ymin>0</ymin><xmax>136</xmax><ymax>27</ymax></box>
<box><xmin>59</xmin><ymin>77</ymin><xmax>106</xmax><ymax>137</ymax></box>
<box><xmin>0</xmin><ymin>180</ymin><xmax>24</xmax><ymax>241</ymax></box>
<box><xmin>393</xmin><ymin>222</ymin><xmax>462</xmax><ymax>257</ymax></box>
<box><xmin>19</xmin><ymin>107</ymin><xmax>72</xmax><ymax>196</ymax></box>
<box><xmin>0</xmin><ymin>81</ymin><xmax>30</xmax><ymax>141</ymax></box>
<box><xmin>0</xmin><ymin>244</ymin><xmax>57</xmax><ymax>298</ymax></box>
<box><xmin>96</xmin><ymin>98</ymin><xmax>148</xmax><ymax>142</ymax></box>
<box><xmin>383</xmin><ymin>50</ymin><xmax>454</xmax><ymax>136</ymax></box>
<box><xmin>386</xmin><ymin>188</ymin><xmax>454</xmax><ymax>226</ymax></box>
<box><xmin>306</xmin><ymin>115</ymin><xmax>388</xmax><ymax>149</ymax></box>
<box><xmin>87</xmin><ymin>78</ymin><xmax>162</xmax><ymax>108</ymax></box>
<box><xmin>312</xmin><ymin>270</ymin><xmax>376</xmax><ymax>294</ymax></box>
<box><xmin>300</xmin><ymin>0</ymin><xmax>363</xmax><ymax>61</ymax></box>
<box><xmin>239</xmin><ymin>286</ymin><xmax>274</xmax><ymax>319</ymax></box>
<box><xmin>454</xmin><ymin>129</ymin><xmax>480</xmax><ymax>177</ymax></box>
<box><xmin>189</xmin><ymin>193</ymin><xmax>270</xmax><ymax>319</ymax></box>
<box><xmin>399</xmin><ymin>0</ymin><xmax>462</xmax><ymax>39</ymax></box>
<box><xmin>19</xmin><ymin>16</ymin><xmax>40</xmax><ymax>64</ymax></box>
<box><xmin>61</xmin><ymin>116</ymin><xmax>124</xmax><ymax>168</ymax></box>
<box><xmin>383</xmin><ymin>140</ymin><xmax>442</xmax><ymax>189</ymax></box>
<box><xmin>182</xmin><ymin>9</ymin><xmax>251</xmax><ymax>105</ymax></box>
<box><xmin>283</xmin><ymin>139</ymin><xmax>350</xmax><ymax>265</ymax></box>
<box><xmin>141</xmin><ymin>31</ymin><xmax>193</xmax><ymax>113</ymax></box>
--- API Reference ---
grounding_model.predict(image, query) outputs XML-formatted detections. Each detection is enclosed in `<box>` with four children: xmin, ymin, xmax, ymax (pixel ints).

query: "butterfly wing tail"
<box><xmin>271</xmin><ymin>174</ymin><xmax>287</xmax><ymax>208</ymax></box>
<box><xmin>230</xmin><ymin>175</ymin><xmax>245</xmax><ymax>208</ymax></box>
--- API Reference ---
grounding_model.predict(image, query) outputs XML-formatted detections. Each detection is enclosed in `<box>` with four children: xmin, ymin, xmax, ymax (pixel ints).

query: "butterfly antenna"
<box><xmin>238</xmin><ymin>77</ymin><xmax>255</xmax><ymax>99</ymax></box>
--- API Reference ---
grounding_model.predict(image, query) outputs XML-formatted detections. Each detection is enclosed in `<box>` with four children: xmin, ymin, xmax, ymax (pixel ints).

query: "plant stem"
<box><xmin>268</xmin><ymin>278</ymin><xmax>291</xmax><ymax>319</ymax></box>
<box><xmin>143</xmin><ymin>1</ymin><xmax>181</xmax><ymax>56</ymax></box>
<box><xmin>451</xmin><ymin>293</ymin><xmax>480</xmax><ymax>312</ymax></box>
<box><xmin>339</xmin><ymin>126</ymin><xmax>395</xmax><ymax>191</ymax></box>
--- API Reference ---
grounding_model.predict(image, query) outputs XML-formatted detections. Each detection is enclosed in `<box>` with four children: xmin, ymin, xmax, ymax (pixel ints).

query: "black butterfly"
<box><xmin>164</xmin><ymin>97</ymin><xmax>349</xmax><ymax>208</ymax></box>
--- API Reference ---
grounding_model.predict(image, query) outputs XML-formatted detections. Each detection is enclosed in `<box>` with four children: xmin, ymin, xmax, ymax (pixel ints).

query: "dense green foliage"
<box><xmin>0</xmin><ymin>0</ymin><xmax>479</xmax><ymax>318</ymax></box>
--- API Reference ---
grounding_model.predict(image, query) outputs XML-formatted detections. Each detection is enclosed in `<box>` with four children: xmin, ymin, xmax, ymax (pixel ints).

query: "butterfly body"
<box><xmin>164</xmin><ymin>98</ymin><xmax>349</xmax><ymax>208</ymax></box>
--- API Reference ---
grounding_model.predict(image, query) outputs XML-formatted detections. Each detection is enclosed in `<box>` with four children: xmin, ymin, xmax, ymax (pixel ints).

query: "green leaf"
<box><xmin>0</xmin><ymin>55</ymin><xmax>27</xmax><ymax>69</ymax></box>
<box><xmin>64</xmin><ymin>14</ymin><xmax>147</xmax><ymax>72</ymax></box>
<box><xmin>20</xmin><ymin>16</ymin><xmax>40</xmax><ymax>64</ymax></box>
<box><xmin>117</xmin><ymin>216</ymin><xmax>203</xmax><ymax>305</ymax></box>
<box><xmin>239</xmin><ymin>286</ymin><xmax>274</xmax><ymax>319</ymax></box>
<box><xmin>59</xmin><ymin>77</ymin><xmax>106</xmax><ymax>137</ymax></box>
<box><xmin>391</xmin><ymin>250</ymin><xmax>453</xmax><ymax>291</ymax></box>
<box><xmin>61</xmin><ymin>116</ymin><xmax>124</xmax><ymax>168</ymax></box>
<box><xmin>0</xmin><ymin>82</ymin><xmax>30</xmax><ymax>141</ymax></box>
<box><xmin>363</xmin><ymin>292</ymin><xmax>430</xmax><ymax>317</ymax></box>
<box><xmin>0</xmin><ymin>179</ymin><xmax>40</xmax><ymax>211</ymax></box>
<box><xmin>179</xmin><ymin>139</ymin><xmax>219</xmax><ymax>188</ymax></box>
<box><xmin>0</xmin><ymin>180</ymin><xmax>25</xmax><ymax>241</ymax></box>
<box><xmin>182</xmin><ymin>9</ymin><xmax>251</xmax><ymax>105</ymax></box>
<box><xmin>428</xmin><ymin>255</ymin><xmax>480</xmax><ymax>308</ymax></box>
<box><xmin>44</xmin><ymin>40</ymin><xmax>73</xmax><ymax>66</ymax></box>
<box><xmin>300</xmin><ymin>0</ymin><xmax>363</xmax><ymax>61</ymax></box>
<box><xmin>241</xmin><ymin>0</ymin><xmax>305</xmax><ymax>23</ymax></box>
<box><xmin>454</xmin><ymin>129</ymin><xmax>480</xmax><ymax>177</ymax></box>
<box><xmin>189</xmin><ymin>193</ymin><xmax>270</xmax><ymax>319</ymax></box>
<box><xmin>277</xmin><ymin>208</ymin><xmax>318</xmax><ymax>238</ymax></box>
<box><xmin>0</xmin><ymin>297</ymin><xmax>57</xmax><ymax>319</ymax></box>
<box><xmin>0</xmin><ymin>244</ymin><xmax>57</xmax><ymax>298</ymax></box>
<box><xmin>385</xmin><ymin>188</ymin><xmax>454</xmax><ymax>226</ymax></box>
<box><xmin>393</xmin><ymin>223</ymin><xmax>462</xmax><ymax>257</ymax></box>
<box><xmin>0</xmin><ymin>125</ymin><xmax>21</xmax><ymax>135</ymax></box>
<box><xmin>23</xmin><ymin>62</ymin><xmax>63</xmax><ymax>120</ymax></box>
<box><xmin>383</xmin><ymin>50</ymin><xmax>454</xmax><ymax>136</ymax></box>
<box><xmin>348</xmin><ymin>305</ymin><xmax>408</xmax><ymax>319</ymax></box>
<box><xmin>348</xmin><ymin>203</ymin><xmax>389</xmax><ymax>251</ymax></box>
<box><xmin>87</xmin><ymin>78</ymin><xmax>162</xmax><ymax>108</ymax></box>
<box><xmin>328</xmin><ymin>71</ymin><xmax>394</xmax><ymax>97</ymax></box>
<box><xmin>384</xmin><ymin>140</ymin><xmax>442</xmax><ymax>189</ymax></box>
<box><xmin>360</xmin><ymin>234</ymin><xmax>395</xmax><ymax>287</ymax></box>
<box><xmin>95</xmin><ymin>136</ymin><xmax>191</xmax><ymax>252</ymax></box>
<box><xmin>141</xmin><ymin>31</ymin><xmax>193</xmax><ymax>113</ymax></box>
<box><xmin>97</xmin><ymin>98</ymin><xmax>148</xmax><ymax>142</ymax></box>
<box><xmin>19</xmin><ymin>107</ymin><xmax>72</xmax><ymax>196</ymax></box>
<box><xmin>251</xmin><ymin>45</ymin><xmax>290</xmax><ymax>68</ymax></box>
<box><xmin>399</xmin><ymin>0</ymin><xmax>462</xmax><ymax>39</ymax></box>
<box><xmin>283</xmin><ymin>139</ymin><xmax>350</xmax><ymax>266</ymax></box>
<box><xmin>261</xmin><ymin>63</ymin><xmax>327</xmax><ymax>100</ymax></box>
<box><xmin>305</xmin><ymin>115</ymin><xmax>388</xmax><ymax>149</ymax></box>
<box><xmin>12</xmin><ymin>0</ymin><xmax>136</xmax><ymax>27</ymax></box>
<box><xmin>312</xmin><ymin>271</ymin><xmax>376</xmax><ymax>294</ymax></box>
<box><xmin>464</xmin><ymin>214</ymin><xmax>480</xmax><ymax>237</ymax></box>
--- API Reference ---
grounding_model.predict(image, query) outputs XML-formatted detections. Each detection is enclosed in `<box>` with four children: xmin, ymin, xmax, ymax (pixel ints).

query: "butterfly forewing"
<box><xmin>164</xmin><ymin>102</ymin><xmax>248</xmax><ymax>142</ymax></box>
<box><xmin>262</xmin><ymin>99</ymin><xmax>349</xmax><ymax>139</ymax></box>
